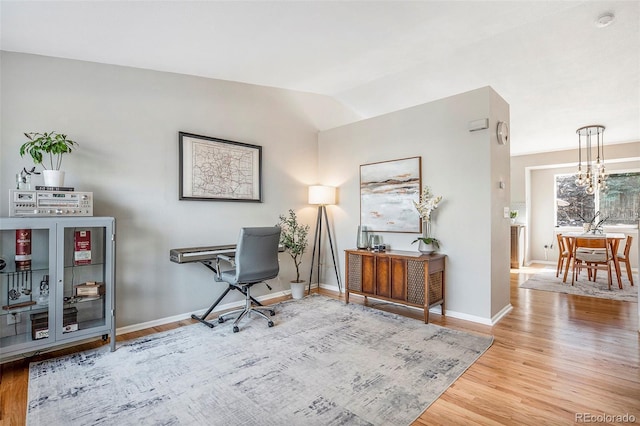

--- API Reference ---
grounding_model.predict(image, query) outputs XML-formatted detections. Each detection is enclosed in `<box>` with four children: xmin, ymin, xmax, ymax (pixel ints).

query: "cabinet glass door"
<box><xmin>0</xmin><ymin>222</ymin><xmax>55</xmax><ymax>353</ymax></box>
<box><xmin>57</xmin><ymin>223</ymin><xmax>111</xmax><ymax>340</ymax></box>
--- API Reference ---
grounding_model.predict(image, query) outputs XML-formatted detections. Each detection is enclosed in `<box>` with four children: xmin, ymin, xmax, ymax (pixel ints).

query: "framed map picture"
<box><xmin>360</xmin><ymin>156</ymin><xmax>421</xmax><ymax>233</ymax></box>
<box><xmin>179</xmin><ymin>132</ymin><xmax>262</xmax><ymax>202</ymax></box>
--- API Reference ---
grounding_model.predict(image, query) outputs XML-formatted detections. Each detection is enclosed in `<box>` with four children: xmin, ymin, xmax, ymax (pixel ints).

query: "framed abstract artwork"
<box><xmin>179</xmin><ymin>132</ymin><xmax>262</xmax><ymax>202</ymax></box>
<box><xmin>360</xmin><ymin>156</ymin><xmax>422</xmax><ymax>233</ymax></box>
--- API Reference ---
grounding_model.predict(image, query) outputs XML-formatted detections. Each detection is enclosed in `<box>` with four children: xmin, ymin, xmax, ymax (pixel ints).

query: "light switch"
<box><xmin>504</xmin><ymin>207</ymin><xmax>510</xmax><ymax>218</ymax></box>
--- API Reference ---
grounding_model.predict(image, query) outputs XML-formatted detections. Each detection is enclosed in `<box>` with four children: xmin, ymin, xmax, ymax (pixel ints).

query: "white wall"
<box><xmin>0</xmin><ymin>52</ymin><xmax>360</xmax><ymax>327</ymax></box>
<box><xmin>318</xmin><ymin>86</ymin><xmax>511</xmax><ymax>323</ymax></box>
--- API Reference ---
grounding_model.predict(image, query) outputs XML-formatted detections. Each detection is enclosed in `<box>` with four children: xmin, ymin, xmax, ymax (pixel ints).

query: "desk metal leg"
<box><xmin>191</xmin><ymin>286</ymin><xmax>233</xmax><ymax>328</ymax></box>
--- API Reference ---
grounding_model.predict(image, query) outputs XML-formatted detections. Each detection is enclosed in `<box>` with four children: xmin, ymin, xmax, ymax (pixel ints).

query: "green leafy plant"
<box><xmin>19</xmin><ymin>131</ymin><xmax>78</xmax><ymax>170</ymax></box>
<box><xmin>510</xmin><ymin>210</ymin><xmax>518</xmax><ymax>219</ymax></box>
<box><xmin>411</xmin><ymin>237</ymin><xmax>440</xmax><ymax>250</ymax></box>
<box><xmin>278</xmin><ymin>209</ymin><xmax>310</xmax><ymax>283</ymax></box>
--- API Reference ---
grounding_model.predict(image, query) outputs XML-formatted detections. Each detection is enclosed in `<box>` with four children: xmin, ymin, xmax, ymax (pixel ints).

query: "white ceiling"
<box><xmin>1</xmin><ymin>1</ymin><xmax>639</xmax><ymax>156</ymax></box>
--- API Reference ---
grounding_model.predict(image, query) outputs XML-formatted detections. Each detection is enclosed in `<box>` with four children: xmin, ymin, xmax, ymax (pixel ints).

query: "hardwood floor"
<box><xmin>1</xmin><ymin>265</ymin><xmax>638</xmax><ymax>425</ymax></box>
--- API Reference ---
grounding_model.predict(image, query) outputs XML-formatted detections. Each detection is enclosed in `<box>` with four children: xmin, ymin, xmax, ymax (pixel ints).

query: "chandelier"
<box><xmin>575</xmin><ymin>125</ymin><xmax>607</xmax><ymax>194</ymax></box>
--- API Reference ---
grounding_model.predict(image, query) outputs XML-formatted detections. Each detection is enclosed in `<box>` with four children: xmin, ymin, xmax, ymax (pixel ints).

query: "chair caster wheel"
<box><xmin>268</xmin><ymin>321</ymin><xmax>274</xmax><ymax>327</ymax></box>
<box><xmin>218</xmin><ymin>317</ymin><xmax>225</xmax><ymax>323</ymax></box>
<box><xmin>269</xmin><ymin>310</ymin><xmax>275</xmax><ymax>316</ymax></box>
<box><xmin>233</xmin><ymin>326</ymin><xmax>239</xmax><ymax>333</ymax></box>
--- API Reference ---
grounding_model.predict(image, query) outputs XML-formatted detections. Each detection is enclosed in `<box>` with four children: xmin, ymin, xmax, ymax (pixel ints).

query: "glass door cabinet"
<box><xmin>0</xmin><ymin>217</ymin><xmax>115</xmax><ymax>361</ymax></box>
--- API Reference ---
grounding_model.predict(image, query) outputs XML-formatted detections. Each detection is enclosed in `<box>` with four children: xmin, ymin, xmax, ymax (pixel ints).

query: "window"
<box><xmin>555</xmin><ymin>171</ymin><xmax>640</xmax><ymax>226</ymax></box>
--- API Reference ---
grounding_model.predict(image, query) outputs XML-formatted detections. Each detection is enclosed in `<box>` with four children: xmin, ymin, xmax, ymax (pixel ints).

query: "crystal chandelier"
<box><xmin>575</xmin><ymin>125</ymin><xmax>607</xmax><ymax>194</ymax></box>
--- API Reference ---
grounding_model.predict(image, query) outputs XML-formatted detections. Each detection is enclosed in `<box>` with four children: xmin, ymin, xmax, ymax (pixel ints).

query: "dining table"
<box><xmin>561</xmin><ymin>232</ymin><xmax>626</xmax><ymax>287</ymax></box>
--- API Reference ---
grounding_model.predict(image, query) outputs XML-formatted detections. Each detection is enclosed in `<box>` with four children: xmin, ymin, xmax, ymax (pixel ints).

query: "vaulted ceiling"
<box><xmin>1</xmin><ymin>1</ymin><xmax>638</xmax><ymax>156</ymax></box>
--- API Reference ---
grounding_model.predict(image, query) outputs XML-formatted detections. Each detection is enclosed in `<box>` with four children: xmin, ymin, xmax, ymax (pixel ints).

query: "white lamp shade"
<box><xmin>308</xmin><ymin>185</ymin><xmax>336</xmax><ymax>205</ymax></box>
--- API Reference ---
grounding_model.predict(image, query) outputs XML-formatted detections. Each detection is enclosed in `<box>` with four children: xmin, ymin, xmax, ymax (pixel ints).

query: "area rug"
<box><xmin>27</xmin><ymin>295</ymin><xmax>492</xmax><ymax>426</ymax></box>
<box><xmin>520</xmin><ymin>267</ymin><xmax>637</xmax><ymax>302</ymax></box>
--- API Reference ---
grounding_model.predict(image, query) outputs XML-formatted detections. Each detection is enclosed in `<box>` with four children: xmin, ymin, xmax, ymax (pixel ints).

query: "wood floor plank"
<box><xmin>1</xmin><ymin>266</ymin><xmax>638</xmax><ymax>425</ymax></box>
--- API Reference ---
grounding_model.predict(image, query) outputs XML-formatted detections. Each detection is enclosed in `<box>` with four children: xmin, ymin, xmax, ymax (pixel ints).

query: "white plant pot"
<box><xmin>290</xmin><ymin>281</ymin><xmax>306</xmax><ymax>299</ymax></box>
<box><xmin>418</xmin><ymin>240</ymin><xmax>434</xmax><ymax>254</ymax></box>
<box><xmin>42</xmin><ymin>170</ymin><xmax>65</xmax><ymax>187</ymax></box>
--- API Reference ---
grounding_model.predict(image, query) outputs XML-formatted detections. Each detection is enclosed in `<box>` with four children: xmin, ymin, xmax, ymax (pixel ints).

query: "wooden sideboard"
<box><xmin>345</xmin><ymin>249</ymin><xmax>446</xmax><ymax>323</ymax></box>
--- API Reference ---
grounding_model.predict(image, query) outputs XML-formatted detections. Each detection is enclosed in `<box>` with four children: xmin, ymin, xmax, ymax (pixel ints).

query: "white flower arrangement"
<box><xmin>413</xmin><ymin>186</ymin><xmax>442</xmax><ymax>222</ymax></box>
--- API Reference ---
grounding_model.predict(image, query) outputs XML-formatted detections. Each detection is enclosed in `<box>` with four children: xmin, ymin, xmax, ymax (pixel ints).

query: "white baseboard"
<box><xmin>491</xmin><ymin>304</ymin><xmax>513</xmax><ymax>325</ymax></box>
<box><xmin>442</xmin><ymin>309</ymin><xmax>493</xmax><ymax>326</ymax></box>
<box><xmin>116</xmin><ymin>286</ymin><xmax>317</xmax><ymax>335</ymax></box>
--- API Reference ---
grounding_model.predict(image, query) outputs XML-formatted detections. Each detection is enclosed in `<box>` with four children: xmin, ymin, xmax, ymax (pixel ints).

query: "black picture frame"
<box><xmin>178</xmin><ymin>132</ymin><xmax>262</xmax><ymax>202</ymax></box>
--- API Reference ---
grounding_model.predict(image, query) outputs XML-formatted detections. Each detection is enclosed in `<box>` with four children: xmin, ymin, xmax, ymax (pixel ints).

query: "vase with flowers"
<box><xmin>412</xmin><ymin>186</ymin><xmax>443</xmax><ymax>254</ymax></box>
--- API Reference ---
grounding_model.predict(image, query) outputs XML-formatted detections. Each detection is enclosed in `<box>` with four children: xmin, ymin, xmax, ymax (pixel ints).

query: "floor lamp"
<box><xmin>308</xmin><ymin>185</ymin><xmax>342</xmax><ymax>295</ymax></box>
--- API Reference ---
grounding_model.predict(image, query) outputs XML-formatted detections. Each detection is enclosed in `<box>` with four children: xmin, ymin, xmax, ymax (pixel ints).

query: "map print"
<box><xmin>191</xmin><ymin>140</ymin><xmax>256</xmax><ymax>199</ymax></box>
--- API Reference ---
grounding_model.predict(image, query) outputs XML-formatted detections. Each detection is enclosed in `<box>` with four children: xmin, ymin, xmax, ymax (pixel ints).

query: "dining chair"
<box><xmin>555</xmin><ymin>234</ymin><xmax>570</xmax><ymax>278</ymax></box>
<box><xmin>616</xmin><ymin>235</ymin><xmax>634</xmax><ymax>286</ymax></box>
<box><xmin>571</xmin><ymin>236</ymin><xmax>615</xmax><ymax>290</ymax></box>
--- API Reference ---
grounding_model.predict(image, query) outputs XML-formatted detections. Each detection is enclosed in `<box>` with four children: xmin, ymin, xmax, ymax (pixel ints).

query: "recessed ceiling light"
<box><xmin>595</xmin><ymin>12</ymin><xmax>615</xmax><ymax>28</ymax></box>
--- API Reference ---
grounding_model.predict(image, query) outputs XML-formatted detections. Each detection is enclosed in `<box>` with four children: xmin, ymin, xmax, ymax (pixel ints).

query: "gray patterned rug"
<box><xmin>520</xmin><ymin>267</ymin><xmax>637</xmax><ymax>302</ymax></box>
<box><xmin>27</xmin><ymin>295</ymin><xmax>493</xmax><ymax>426</ymax></box>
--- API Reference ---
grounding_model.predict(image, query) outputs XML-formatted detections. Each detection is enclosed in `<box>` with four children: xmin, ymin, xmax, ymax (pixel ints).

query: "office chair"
<box><xmin>216</xmin><ymin>226</ymin><xmax>281</xmax><ymax>332</ymax></box>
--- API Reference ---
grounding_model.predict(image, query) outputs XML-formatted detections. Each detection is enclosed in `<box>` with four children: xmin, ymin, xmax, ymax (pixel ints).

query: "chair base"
<box><xmin>191</xmin><ymin>282</ymin><xmax>267</xmax><ymax>328</ymax></box>
<box><xmin>218</xmin><ymin>283</ymin><xmax>275</xmax><ymax>332</ymax></box>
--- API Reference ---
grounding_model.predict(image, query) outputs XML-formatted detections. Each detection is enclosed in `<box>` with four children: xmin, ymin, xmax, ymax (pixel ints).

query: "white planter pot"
<box><xmin>418</xmin><ymin>240</ymin><xmax>434</xmax><ymax>254</ymax></box>
<box><xmin>290</xmin><ymin>281</ymin><xmax>306</xmax><ymax>299</ymax></box>
<box><xmin>42</xmin><ymin>170</ymin><xmax>65</xmax><ymax>187</ymax></box>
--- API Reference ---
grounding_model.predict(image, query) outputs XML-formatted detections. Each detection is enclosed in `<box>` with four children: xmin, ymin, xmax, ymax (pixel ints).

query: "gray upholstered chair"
<box><xmin>216</xmin><ymin>226</ymin><xmax>281</xmax><ymax>332</ymax></box>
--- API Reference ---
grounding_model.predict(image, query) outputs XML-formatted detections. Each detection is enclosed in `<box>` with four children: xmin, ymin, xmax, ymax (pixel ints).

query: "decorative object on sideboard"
<box><xmin>278</xmin><ymin>209</ymin><xmax>309</xmax><ymax>299</ymax></box>
<box><xmin>412</xmin><ymin>186</ymin><xmax>442</xmax><ymax>254</ymax></box>
<box><xmin>356</xmin><ymin>225</ymin><xmax>369</xmax><ymax>249</ymax></box>
<box><xmin>19</xmin><ymin>131</ymin><xmax>78</xmax><ymax>187</ymax></box>
<box><xmin>574</xmin><ymin>125</ymin><xmax>607</xmax><ymax>195</ymax></box>
<box><xmin>308</xmin><ymin>185</ymin><xmax>342</xmax><ymax>295</ymax></box>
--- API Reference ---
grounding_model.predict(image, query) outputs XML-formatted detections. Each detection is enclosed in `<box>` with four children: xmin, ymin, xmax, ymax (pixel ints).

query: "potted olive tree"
<box><xmin>278</xmin><ymin>209</ymin><xmax>309</xmax><ymax>299</ymax></box>
<box><xmin>19</xmin><ymin>131</ymin><xmax>78</xmax><ymax>187</ymax></box>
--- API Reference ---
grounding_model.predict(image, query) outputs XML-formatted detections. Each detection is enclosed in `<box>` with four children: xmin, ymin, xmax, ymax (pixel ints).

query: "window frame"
<box><xmin>554</xmin><ymin>168</ymin><xmax>640</xmax><ymax>227</ymax></box>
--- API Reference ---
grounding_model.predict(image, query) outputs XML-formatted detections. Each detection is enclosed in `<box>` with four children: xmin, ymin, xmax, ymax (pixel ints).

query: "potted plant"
<box><xmin>278</xmin><ymin>209</ymin><xmax>310</xmax><ymax>299</ymax></box>
<box><xmin>19</xmin><ymin>131</ymin><xmax>78</xmax><ymax>187</ymax></box>
<box><xmin>412</xmin><ymin>186</ymin><xmax>443</xmax><ymax>254</ymax></box>
<box><xmin>510</xmin><ymin>210</ymin><xmax>518</xmax><ymax>224</ymax></box>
